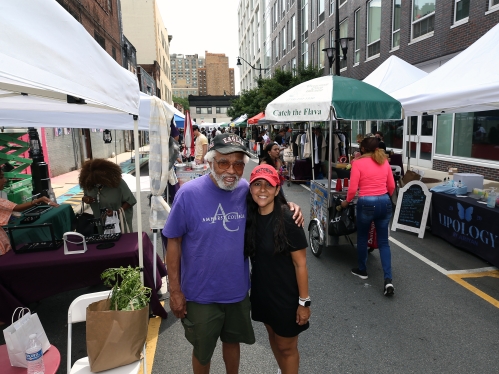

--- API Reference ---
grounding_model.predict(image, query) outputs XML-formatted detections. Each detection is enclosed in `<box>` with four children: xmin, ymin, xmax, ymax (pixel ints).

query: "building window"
<box><xmin>354</xmin><ymin>9</ymin><xmax>361</xmax><ymax>64</ymax></box>
<box><xmin>318</xmin><ymin>36</ymin><xmax>325</xmax><ymax>69</ymax></box>
<box><xmin>454</xmin><ymin>0</ymin><xmax>470</xmax><ymax>24</ymax></box>
<box><xmin>311</xmin><ymin>42</ymin><xmax>316</xmax><ymax>67</ymax></box>
<box><xmin>436</xmin><ymin>114</ymin><xmax>453</xmax><ymax>155</ymax></box>
<box><xmin>112</xmin><ymin>46</ymin><xmax>116</xmax><ymax>60</ymax></box>
<box><xmin>329</xmin><ymin>0</ymin><xmax>334</xmax><ymax>15</ymax></box>
<box><xmin>374</xmin><ymin>120</ymin><xmax>404</xmax><ymax>149</ymax></box>
<box><xmin>291</xmin><ymin>15</ymin><xmax>296</xmax><ymax>48</ymax></box>
<box><xmin>339</xmin><ymin>0</ymin><xmax>347</xmax><ymax>6</ymax></box>
<box><xmin>367</xmin><ymin>0</ymin><xmax>381</xmax><ymax>58</ymax></box>
<box><xmin>392</xmin><ymin>0</ymin><xmax>401</xmax><ymax>48</ymax></box>
<box><xmin>292</xmin><ymin>57</ymin><xmax>297</xmax><ymax>76</ymax></box>
<box><xmin>275</xmin><ymin>36</ymin><xmax>279</xmax><ymax>62</ymax></box>
<box><xmin>196</xmin><ymin>107</ymin><xmax>212</xmax><ymax>114</ymax></box>
<box><xmin>282</xmin><ymin>26</ymin><xmax>287</xmax><ymax>55</ymax></box>
<box><xmin>94</xmin><ymin>31</ymin><xmax>105</xmax><ymax>49</ymax></box>
<box><xmin>301</xmin><ymin>0</ymin><xmax>308</xmax><ymax>40</ymax></box>
<box><xmin>489</xmin><ymin>0</ymin><xmax>499</xmax><ymax>11</ymax></box>
<box><xmin>339</xmin><ymin>19</ymin><xmax>348</xmax><ymax>70</ymax></box>
<box><xmin>216</xmin><ymin>107</ymin><xmax>228</xmax><ymax>114</ymax></box>
<box><xmin>302</xmin><ymin>40</ymin><xmax>309</xmax><ymax>67</ymax></box>
<box><xmin>282</xmin><ymin>0</ymin><xmax>286</xmax><ymax>17</ymax></box>
<box><xmin>318</xmin><ymin>0</ymin><xmax>325</xmax><ymax>24</ymax></box>
<box><xmin>412</xmin><ymin>0</ymin><xmax>435</xmax><ymax>40</ymax></box>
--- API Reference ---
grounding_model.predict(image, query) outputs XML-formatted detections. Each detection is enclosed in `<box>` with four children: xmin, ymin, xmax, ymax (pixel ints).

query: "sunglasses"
<box><xmin>213</xmin><ymin>159</ymin><xmax>245</xmax><ymax>173</ymax></box>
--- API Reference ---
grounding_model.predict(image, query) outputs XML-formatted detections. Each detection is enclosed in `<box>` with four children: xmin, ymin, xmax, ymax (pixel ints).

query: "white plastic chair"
<box><xmin>67</xmin><ymin>291</ymin><xmax>146</xmax><ymax>374</ymax></box>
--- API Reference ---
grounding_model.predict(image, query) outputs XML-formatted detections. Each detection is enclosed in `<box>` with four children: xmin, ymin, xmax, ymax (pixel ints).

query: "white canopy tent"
<box><xmin>0</xmin><ymin>0</ymin><xmax>174</xmax><ymax>332</ymax></box>
<box><xmin>363</xmin><ymin>56</ymin><xmax>428</xmax><ymax>94</ymax></box>
<box><xmin>391</xmin><ymin>22</ymin><xmax>499</xmax><ymax>116</ymax></box>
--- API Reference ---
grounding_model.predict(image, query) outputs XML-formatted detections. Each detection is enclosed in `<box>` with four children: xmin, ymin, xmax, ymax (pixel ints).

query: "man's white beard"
<box><xmin>210</xmin><ymin>170</ymin><xmax>241</xmax><ymax>191</ymax></box>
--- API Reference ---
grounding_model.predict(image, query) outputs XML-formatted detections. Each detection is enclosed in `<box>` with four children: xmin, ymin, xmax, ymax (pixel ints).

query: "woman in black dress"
<box><xmin>245</xmin><ymin>165</ymin><xmax>310</xmax><ymax>374</ymax></box>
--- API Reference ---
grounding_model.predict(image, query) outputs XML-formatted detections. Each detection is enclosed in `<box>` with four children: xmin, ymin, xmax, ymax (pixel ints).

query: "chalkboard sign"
<box><xmin>391</xmin><ymin>180</ymin><xmax>432</xmax><ymax>238</ymax></box>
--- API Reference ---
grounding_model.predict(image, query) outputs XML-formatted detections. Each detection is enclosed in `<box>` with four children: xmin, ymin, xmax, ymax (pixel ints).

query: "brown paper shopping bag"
<box><xmin>86</xmin><ymin>298</ymin><xmax>149</xmax><ymax>372</ymax></box>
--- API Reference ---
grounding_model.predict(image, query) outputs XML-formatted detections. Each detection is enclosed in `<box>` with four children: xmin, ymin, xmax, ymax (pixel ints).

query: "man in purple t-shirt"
<box><xmin>163</xmin><ymin>133</ymin><xmax>302</xmax><ymax>374</ymax></box>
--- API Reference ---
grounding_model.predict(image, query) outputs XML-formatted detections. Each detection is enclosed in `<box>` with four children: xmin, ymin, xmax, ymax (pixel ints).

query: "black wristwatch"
<box><xmin>298</xmin><ymin>297</ymin><xmax>311</xmax><ymax>307</ymax></box>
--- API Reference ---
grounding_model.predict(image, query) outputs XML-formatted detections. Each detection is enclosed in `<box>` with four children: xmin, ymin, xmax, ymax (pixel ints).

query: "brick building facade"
<box><xmin>198</xmin><ymin>52</ymin><xmax>235</xmax><ymax>96</ymax></box>
<box><xmin>239</xmin><ymin>0</ymin><xmax>499</xmax><ymax>180</ymax></box>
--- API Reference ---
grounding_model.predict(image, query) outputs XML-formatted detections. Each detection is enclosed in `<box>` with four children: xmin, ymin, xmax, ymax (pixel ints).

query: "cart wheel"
<box><xmin>368</xmin><ymin>247</ymin><xmax>375</xmax><ymax>253</ymax></box>
<box><xmin>287</xmin><ymin>181</ymin><xmax>291</xmax><ymax>187</ymax></box>
<box><xmin>309</xmin><ymin>221</ymin><xmax>324</xmax><ymax>257</ymax></box>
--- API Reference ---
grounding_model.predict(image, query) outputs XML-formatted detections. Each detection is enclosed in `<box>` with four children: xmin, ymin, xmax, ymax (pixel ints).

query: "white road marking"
<box><xmin>300</xmin><ymin>184</ymin><xmax>311</xmax><ymax>192</ymax></box>
<box><xmin>388</xmin><ymin>237</ymin><xmax>450</xmax><ymax>275</ymax></box>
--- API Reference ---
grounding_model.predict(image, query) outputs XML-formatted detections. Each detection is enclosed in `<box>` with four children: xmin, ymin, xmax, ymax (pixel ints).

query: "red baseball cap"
<box><xmin>249</xmin><ymin>165</ymin><xmax>280</xmax><ymax>186</ymax></box>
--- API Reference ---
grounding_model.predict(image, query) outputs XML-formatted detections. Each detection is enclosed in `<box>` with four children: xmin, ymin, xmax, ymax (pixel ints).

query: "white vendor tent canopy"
<box><xmin>0</xmin><ymin>0</ymin><xmax>139</xmax><ymax>115</ymax></box>
<box><xmin>0</xmin><ymin>91</ymin><xmax>169</xmax><ymax>131</ymax></box>
<box><xmin>391</xmin><ymin>22</ymin><xmax>499</xmax><ymax>116</ymax></box>
<box><xmin>363</xmin><ymin>56</ymin><xmax>428</xmax><ymax>94</ymax></box>
<box><xmin>0</xmin><ymin>0</ymin><xmax>175</xmax><ymax>311</ymax></box>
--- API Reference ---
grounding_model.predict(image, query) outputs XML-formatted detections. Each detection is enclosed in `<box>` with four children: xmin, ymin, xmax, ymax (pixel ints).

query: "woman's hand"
<box><xmin>296</xmin><ymin>305</ymin><xmax>311</xmax><ymax>325</ymax></box>
<box><xmin>340</xmin><ymin>200</ymin><xmax>349</xmax><ymax>209</ymax></box>
<box><xmin>34</xmin><ymin>196</ymin><xmax>59</xmax><ymax>207</ymax></box>
<box><xmin>288</xmin><ymin>202</ymin><xmax>304</xmax><ymax>227</ymax></box>
<box><xmin>82</xmin><ymin>195</ymin><xmax>95</xmax><ymax>204</ymax></box>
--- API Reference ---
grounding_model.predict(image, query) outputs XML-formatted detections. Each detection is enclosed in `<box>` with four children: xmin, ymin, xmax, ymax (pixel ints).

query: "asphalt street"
<box><xmin>2</xmin><ymin>161</ymin><xmax>498</xmax><ymax>374</ymax></box>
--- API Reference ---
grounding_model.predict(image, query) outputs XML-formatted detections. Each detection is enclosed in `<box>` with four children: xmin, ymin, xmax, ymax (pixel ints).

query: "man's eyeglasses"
<box><xmin>213</xmin><ymin>159</ymin><xmax>245</xmax><ymax>173</ymax></box>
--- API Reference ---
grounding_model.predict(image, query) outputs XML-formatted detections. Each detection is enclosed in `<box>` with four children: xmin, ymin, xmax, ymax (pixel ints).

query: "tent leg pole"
<box><xmin>134</xmin><ymin>119</ymin><xmax>144</xmax><ymax>285</ymax></box>
<box><xmin>153</xmin><ymin>229</ymin><xmax>157</xmax><ymax>286</ymax></box>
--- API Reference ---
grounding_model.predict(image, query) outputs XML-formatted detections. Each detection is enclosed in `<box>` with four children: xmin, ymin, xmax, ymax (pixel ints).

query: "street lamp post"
<box><xmin>322</xmin><ymin>0</ymin><xmax>354</xmax><ymax>76</ymax></box>
<box><xmin>236</xmin><ymin>56</ymin><xmax>270</xmax><ymax>82</ymax></box>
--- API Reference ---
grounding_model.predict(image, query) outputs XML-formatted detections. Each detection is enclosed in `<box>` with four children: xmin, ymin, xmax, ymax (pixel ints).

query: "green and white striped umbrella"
<box><xmin>265</xmin><ymin>75</ymin><xmax>403</xmax><ymax>122</ymax></box>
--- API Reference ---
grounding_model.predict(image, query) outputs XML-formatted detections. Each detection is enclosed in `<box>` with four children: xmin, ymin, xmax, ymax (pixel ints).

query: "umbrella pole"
<box><xmin>310</xmin><ymin>123</ymin><xmax>315</xmax><ymax>180</ymax></box>
<box><xmin>327</xmin><ymin>110</ymin><xmax>333</xmax><ymax>247</ymax></box>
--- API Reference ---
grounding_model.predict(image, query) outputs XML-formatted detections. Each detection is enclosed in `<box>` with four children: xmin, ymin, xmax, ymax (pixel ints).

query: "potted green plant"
<box><xmin>86</xmin><ymin>266</ymin><xmax>151</xmax><ymax>372</ymax></box>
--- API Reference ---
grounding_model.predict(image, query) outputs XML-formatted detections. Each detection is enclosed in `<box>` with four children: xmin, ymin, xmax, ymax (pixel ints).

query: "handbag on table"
<box><xmin>2</xmin><ymin>307</ymin><xmax>51</xmax><ymax>368</ymax></box>
<box><xmin>74</xmin><ymin>203</ymin><xmax>98</xmax><ymax>236</ymax></box>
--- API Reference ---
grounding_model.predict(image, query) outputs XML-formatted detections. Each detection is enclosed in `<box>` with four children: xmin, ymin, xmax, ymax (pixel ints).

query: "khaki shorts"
<box><xmin>181</xmin><ymin>294</ymin><xmax>255</xmax><ymax>365</ymax></box>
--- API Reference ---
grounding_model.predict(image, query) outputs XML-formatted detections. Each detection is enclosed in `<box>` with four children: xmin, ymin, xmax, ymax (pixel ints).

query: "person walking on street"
<box><xmin>193</xmin><ymin>125</ymin><xmax>208</xmax><ymax>164</ymax></box>
<box><xmin>245</xmin><ymin>165</ymin><xmax>310</xmax><ymax>374</ymax></box>
<box><xmin>163</xmin><ymin>134</ymin><xmax>304</xmax><ymax>374</ymax></box>
<box><xmin>341</xmin><ymin>137</ymin><xmax>395</xmax><ymax>296</ymax></box>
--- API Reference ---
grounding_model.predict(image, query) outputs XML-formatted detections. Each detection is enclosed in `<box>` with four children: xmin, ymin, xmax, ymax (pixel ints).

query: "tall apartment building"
<box><xmin>198</xmin><ymin>52</ymin><xmax>235</xmax><ymax>96</ymax></box>
<box><xmin>121</xmin><ymin>0</ymin><xmax>173</xmax><ymax>103</ymax></box>
<box><xmin>239</xmin><ymin>0</ymin><xmax>499</xmax><ymax>179</ymax></box>
<box><xmin>171</xmin><ymin>54</ymin><xmax>205</xmax><ymax>98</ymax></box>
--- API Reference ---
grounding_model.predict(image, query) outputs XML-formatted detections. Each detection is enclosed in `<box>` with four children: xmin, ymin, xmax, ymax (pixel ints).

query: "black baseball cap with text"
<box><xmin>209</xmin><ymin>134</ymin><xmax>252</xmax><ymax>157</ymax></box>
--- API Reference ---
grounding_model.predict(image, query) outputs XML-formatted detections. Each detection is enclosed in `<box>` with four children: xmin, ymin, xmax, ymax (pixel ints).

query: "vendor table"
<box><xmin>4</xmin><ymin>203</ymin><xmax>75</xmax><ymax>243</ymax></box>
<box><xmin>431</xmin><ymin>192</ymin><xmax>499</xmax><ymax>268</ymax></box>
<box><xmin>0</xmin><ymin>232</ymin><xmax>167</xmax><ymax>323</ymax></box>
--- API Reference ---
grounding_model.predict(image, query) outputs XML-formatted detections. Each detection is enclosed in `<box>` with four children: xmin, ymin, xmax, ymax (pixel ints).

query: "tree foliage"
<box><xmin>228</xmin><ymin>64</ymin><xmax>323</xmax><ymax>120</ymax></box>
<box><xmin>173</xmin><ymin>96</ymin><xmax>189</xmax><ymax>111</ymax></box>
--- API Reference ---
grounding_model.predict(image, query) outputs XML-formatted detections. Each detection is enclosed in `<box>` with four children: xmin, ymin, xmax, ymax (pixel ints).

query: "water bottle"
<box><xmin>26</xmin><ymin>334</ymin><xmax>45</xmax><ymax>374</ymax></box>
<box><xmin>487</xmin><ymin>188</ymin><xmax>497</xmax><ymax>208</ymax></box>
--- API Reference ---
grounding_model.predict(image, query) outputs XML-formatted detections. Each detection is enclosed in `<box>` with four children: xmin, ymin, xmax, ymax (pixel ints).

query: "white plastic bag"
<box><xmin>2</xmin><ymin>307</ymin><xmax>51</xmax><ymax>368</ymax></box>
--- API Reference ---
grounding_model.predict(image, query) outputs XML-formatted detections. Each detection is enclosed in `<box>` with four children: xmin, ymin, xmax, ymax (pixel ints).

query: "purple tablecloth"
<box><xmin>0</xmin><ymin>232</ymin><xmax>167</xmax><ymax>323</ymax></box>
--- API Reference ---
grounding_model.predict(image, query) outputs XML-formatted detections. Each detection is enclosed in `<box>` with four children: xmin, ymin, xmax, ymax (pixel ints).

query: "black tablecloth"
<box><xmin>0</xmin><ymin>232</ymin><xmax>167</xmax><ymax>323</ymax></box>
<box><xmin>431</xmin><ymin>192</ymin><xmax>499</xmax><ymax>268</ymax></box>
<box><xmin>4</xmin><ymin>204</ymin><xmax>75</xmax><ymax>243</ymax></box>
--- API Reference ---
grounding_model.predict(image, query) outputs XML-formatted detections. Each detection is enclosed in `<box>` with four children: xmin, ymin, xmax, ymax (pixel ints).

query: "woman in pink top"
<box><xmin>341</xmin><ymin>137</ymin><xmax>396</xmax><ymax>296</ymax></box>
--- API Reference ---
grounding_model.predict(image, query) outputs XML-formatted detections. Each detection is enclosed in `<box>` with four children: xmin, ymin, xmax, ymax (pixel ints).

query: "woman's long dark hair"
<box><xmin>260</xmin><ymin>143</ymin><xmax>277</xmax><ymax>168</ymax></box>
<box><xmin>244</xmin><ymin>187</ymin><xmax>289</xmax><ymax>257</ymax></box>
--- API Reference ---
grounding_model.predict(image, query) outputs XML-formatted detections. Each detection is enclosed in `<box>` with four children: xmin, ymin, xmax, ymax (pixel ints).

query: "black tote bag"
<box><xmin>328</xmin><ymin>196</ymin><xmax>357</xmax><ymax>236</ymax></box>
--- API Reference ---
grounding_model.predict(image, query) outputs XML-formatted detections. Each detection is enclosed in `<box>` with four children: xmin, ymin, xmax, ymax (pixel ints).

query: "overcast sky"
<box><xmin>157</xmin><ymin>0</ymin><xmax>241</xmax><ymax>93</ymax></box>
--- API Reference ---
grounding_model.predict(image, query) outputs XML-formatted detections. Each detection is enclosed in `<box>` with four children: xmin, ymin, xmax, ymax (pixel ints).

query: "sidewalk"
<box><xmin>51</xmin><ymin>146</ymin><xmax>150</xmax><ymax>212</ymax></box>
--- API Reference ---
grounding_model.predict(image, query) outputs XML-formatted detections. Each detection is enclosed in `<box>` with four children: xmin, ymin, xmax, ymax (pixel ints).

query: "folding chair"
<box><xmin>67</xmin><ymin>291</ymin><xmax>146</xmax><ymax>374</ymax></box>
